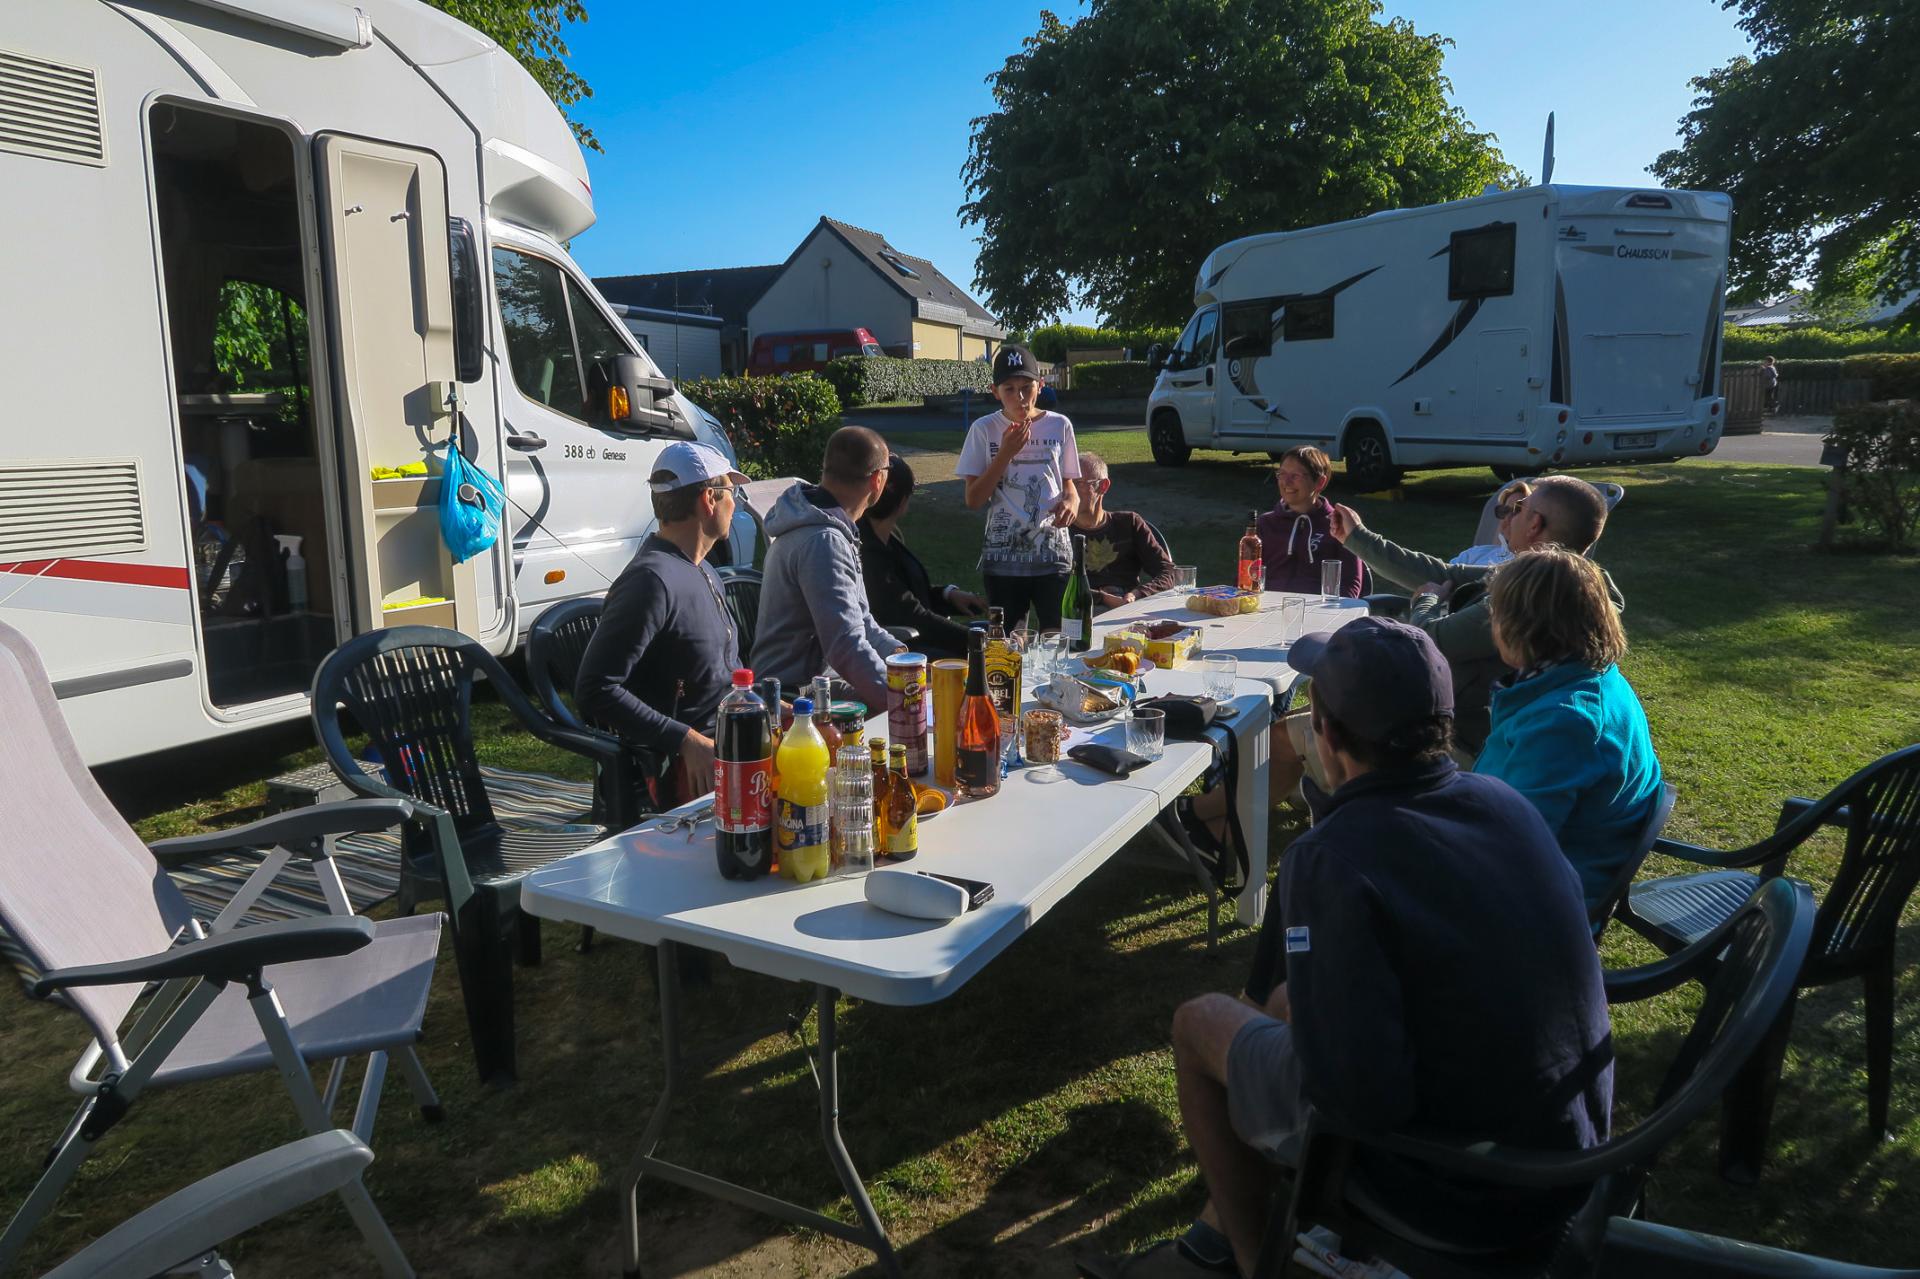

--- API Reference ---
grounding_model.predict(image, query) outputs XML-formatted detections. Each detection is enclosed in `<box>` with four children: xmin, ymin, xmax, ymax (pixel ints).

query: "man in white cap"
<box><xmin>576</xmin><ymin>441</ymin><xmax>747</xmax><ymax>808</ymax></box>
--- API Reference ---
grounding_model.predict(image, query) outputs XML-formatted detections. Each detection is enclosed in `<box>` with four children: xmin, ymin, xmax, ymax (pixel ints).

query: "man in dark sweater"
<box><xmin>858</xmin><ymin>455</ymin><xmax>987</xmax><ymax>659</ymax></box>
<box><xmin>1068</xmin><ymin>451</ymin><xmax>1178</xmax><ymax>610</ymax></box>
<box><xmin>1093</xmin><ymin>619</ymin><xmax>1612</xmax><ymax>1279</ymax></box>
<box><xmin>575</xmin><ymin>442</ymin><xmax>745</xmax><ymax>808</ymax></box>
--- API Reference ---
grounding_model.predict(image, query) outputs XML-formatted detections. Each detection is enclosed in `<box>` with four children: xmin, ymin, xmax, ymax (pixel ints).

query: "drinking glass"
<box><xmin>1320</xmin><ymin>558</ymin><xmax>1343</xmax><ymax>597</ymax></box>
<box><xmin>1126</xmin><ymin>707</ymin><xmax>1166</xmax><ymax>761</ymax></box>
<box><xmin>1203</xmin><ymin>654</ymin><xmax>1239</xmax><ymax>701</ymax></box>
<box><xmin>1242</xmin><ymin>563</ymin><xmax>1265</xmax><ymax>595</ymax></box>
<box><xmin>1280</xmin><ymin>596</ymin><xmax>1307</xmax><ymax>643</ymax></box>
<box><xmin>830</xmin><ymin>743</ymin><xmax>874</xmax><ymax>878</ymax></box>
<box><xmin>1034</xmin><ymin>630</ymin><xmax>1064</xmax><ymax>681</ymax></box>
<box><xmin>1172</xmin><ymin>564</ymin><xmax>1198</xmax><ymax>593</ymax></box>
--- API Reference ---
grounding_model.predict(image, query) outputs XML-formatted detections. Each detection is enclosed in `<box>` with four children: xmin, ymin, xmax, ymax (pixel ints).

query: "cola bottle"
<box><xmin>714</xmin><ymin>668</ymin><xmax>773</xmax><ymax>879</ymax></box>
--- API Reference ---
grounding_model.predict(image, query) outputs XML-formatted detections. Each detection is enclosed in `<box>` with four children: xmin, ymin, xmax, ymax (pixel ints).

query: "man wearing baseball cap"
<box><xmin>576</xmin><ymin>441</ymin><xmax>748</xmax><ymax>809</ymax></box>
<box><xmin>1091</xmin><ymin>619</ymin><xmax>1612</xmax><ymax>1278</ymax></box>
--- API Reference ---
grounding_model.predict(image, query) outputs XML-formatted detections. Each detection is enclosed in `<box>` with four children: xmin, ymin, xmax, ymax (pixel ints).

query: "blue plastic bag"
<box><xmin>438</xmin><ymin>433</ymin><xmax>504</xmax><ymax>565</ymax></box>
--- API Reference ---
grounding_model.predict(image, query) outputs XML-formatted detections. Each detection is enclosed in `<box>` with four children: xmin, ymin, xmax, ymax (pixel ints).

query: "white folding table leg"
<box><xmin>1233</xmin><ymin>696</ymin><xmax>1272</xmax><ymax>927</ymax></box>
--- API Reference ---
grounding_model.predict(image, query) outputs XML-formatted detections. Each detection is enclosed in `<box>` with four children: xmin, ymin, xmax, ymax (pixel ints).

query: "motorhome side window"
<box><xmin>493</xmin><ymin>247</ymin><xmax>587</xmax><ymax>417</ymax></box>
<box><xmin>1283</xmin><ymin>295</ymin><xmax>1334</xmax><ymax>342</ymax></box>
<box><xmin>567</xmin><ymin>285</ymin><xmax>636</xmax><ymax>420</ymax></box>
<box><xmin>1448</xmin><ymin>222</ymin><xmax>1517</xmax><ymax>300</ymax></box>
<box><xmin>1222</xmin><ymin>301</ymin><xmax>1275</xmax><ymax>359</ymax></box>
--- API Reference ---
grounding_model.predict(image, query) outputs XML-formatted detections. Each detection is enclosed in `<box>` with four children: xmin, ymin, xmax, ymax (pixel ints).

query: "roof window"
<box><xmin>880</xmin><ymin>252</ymin><xmax>920</xmax><ymax>280</ymax></box>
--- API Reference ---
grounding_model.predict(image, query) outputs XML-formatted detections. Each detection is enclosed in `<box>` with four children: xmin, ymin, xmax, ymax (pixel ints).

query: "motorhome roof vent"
<box><xmin>0</xmin><ymin>48</ymin><xmax>106</xmax><ymax>167</ymax></box>
<box><xmin>0</xmin><ymin>460</ymin><xmax>145</xmax><ymax>561</ymax></box>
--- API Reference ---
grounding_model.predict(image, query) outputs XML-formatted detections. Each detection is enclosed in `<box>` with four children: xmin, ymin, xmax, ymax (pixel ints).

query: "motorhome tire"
<box><xmin>1342</xmin><ymin>423</ymin><xmax>1399</xmax><ymax>492</ymax></box>
<box><xmin>1150</xmin><ymin>413</ymin><xmax>1191</xmax><ymax>468</ymax></box>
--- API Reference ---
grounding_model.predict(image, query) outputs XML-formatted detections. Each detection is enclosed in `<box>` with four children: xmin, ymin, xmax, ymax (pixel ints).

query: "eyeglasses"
<box><xmin>708</xmin><ymin>484</ymin><xmax>736</xmax><ymax>500</ymax></box>
<box><xmin>1496</xmin><ymin>498</ymin><xmax>1526</xmax><ymax>519</ymax></box>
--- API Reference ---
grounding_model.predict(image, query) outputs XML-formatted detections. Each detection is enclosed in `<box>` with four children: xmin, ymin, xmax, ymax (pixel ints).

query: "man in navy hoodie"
<box><xmin>1089</xmin><ymin>619</ymin><xmax>1613</xmax><ymax>1279</ymax></box>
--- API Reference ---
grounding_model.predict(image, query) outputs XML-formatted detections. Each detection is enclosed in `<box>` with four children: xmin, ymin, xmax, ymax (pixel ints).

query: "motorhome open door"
<box><xmin>313</xmin><ymin>134</ymin><xmax>479</xmax><ymax>635</ymax></box>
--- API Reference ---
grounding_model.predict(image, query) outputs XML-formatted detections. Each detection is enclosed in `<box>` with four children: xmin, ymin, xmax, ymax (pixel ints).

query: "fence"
<box><xmin>1721</xmin><ymin>366</ymin><xmax>1871</xmax><ymax>433</ymax></box>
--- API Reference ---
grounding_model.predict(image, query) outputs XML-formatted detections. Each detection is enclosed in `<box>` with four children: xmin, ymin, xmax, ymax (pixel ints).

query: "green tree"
<box><xmin>1652</xmin><ymin>1</ymin><xmax>1918</xmax><ymax>323</ymax></box>
<box><xmin>426</xmin><ymin>0</ymin><xmax>600</xmax><ymax>152</ymax></box>
<box><xmin>961</xmin><ymin>0</ymin><xmax>1516</xmax><ymax>330</ymax></box>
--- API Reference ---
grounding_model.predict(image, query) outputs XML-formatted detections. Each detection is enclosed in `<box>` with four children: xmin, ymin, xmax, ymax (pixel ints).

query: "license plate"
<box><xmin>1613</xmin><ymin>432</ymin><xmax>1656</xmax><ymax>450</ymax></box>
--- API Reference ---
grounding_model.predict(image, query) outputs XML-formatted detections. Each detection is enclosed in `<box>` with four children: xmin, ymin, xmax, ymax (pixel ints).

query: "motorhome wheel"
<box><xmin>1149</xmin><ymin>412</ymin><xmax>1191</xmax><ymax>468</ymax></box>
<box><xmin>1342</xmin><ymin>423</ymin><xmax>1401</xmax><ymax>493</ymax></box>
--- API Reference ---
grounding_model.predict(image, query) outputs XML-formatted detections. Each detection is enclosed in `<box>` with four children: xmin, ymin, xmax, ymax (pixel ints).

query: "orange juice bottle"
<box><xmin>775</xmin><ymin>698</ymin><xmax>832</xmax><ymax>882</ymax></box>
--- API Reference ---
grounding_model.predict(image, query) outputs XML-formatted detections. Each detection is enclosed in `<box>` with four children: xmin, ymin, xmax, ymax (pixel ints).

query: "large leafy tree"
<box><xmin>1652</xmin><ymin>1</ymin><xmax>1918</xmax><ymax>321</ymax></box>
<box><xmin>962</xmin><ymin>0</ymin><xmax>1515</xmax><ymax>329</ymax></box>
<box><xmin>427</xmin><ymin>0</ymin><xmax>600</xmax><ymax>152</ymax></box>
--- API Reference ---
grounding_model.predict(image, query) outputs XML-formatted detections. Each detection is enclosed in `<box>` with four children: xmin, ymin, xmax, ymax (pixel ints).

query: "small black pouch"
<box><xmin>1133</xmin><ymin>694</ymin><xmax>1219</xmax><ymax>741</ymax></box>
<box><xmin>1067</xmin><ymin>743</ymin><xmax>1152</xmax><ymax>776</ymax></box>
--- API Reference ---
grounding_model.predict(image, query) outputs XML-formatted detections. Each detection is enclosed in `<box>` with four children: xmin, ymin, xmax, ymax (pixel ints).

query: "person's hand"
<box><xmin>1433</xmin><ymin>580</ymin><xmax>1455</xmax><ymax>603</ymax></box>
<box><xmin>1046</xmin><ymin>492</ymin><xmax>1075</xmax><ymax>527</ymax></box>
<box><xmin>679</xmin><ymin>730</ymin><xmax>715</xmax><ymax>788</ymax></box>
<box><xmin>1096</xmin><ymin>588</ymin><xmax>1129</xmax><ymax>608</ymax></box>
<box><xmin>1001</xmin><ymin>417</ymin><xmax>1032</xmax><ymax>456</ymax></box>
<box><xmin>948</xmin><ymin>588</ymin><xmax>987</xmax><ymax>616</ymax></box>
<box><xmin>1327</xmin><ymin>503</ymin><xmax>1364</xmax><ymax>542</ymax></box>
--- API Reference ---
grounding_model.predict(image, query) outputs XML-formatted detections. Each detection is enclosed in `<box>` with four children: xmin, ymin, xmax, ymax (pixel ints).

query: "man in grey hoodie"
<box><xmin>751</xmin><ymin>426</ymin><xmax>905</xmax><ymax>711</ymax></box>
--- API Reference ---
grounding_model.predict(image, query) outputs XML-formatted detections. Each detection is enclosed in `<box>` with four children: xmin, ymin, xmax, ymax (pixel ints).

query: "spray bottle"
<box><xmin>274</xmin><ymin>535</ymin><xmax>307</xmax><ymax>613</ymax></box>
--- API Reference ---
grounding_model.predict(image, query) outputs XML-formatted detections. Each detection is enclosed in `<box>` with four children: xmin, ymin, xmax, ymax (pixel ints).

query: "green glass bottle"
<box><xmin>1062</xmin><ymin>533</ymin><xmax>1095</xmax><ymax>653</ymax></box>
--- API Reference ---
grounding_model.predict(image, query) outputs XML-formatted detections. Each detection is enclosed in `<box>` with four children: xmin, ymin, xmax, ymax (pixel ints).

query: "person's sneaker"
<box><xmin>1075</xmin><ymin>1239</ymin><xmax>1230</xmax><ymax>1278</ymax></box>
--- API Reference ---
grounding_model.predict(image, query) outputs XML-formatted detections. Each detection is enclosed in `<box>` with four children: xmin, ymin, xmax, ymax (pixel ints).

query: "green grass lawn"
<box><xmin>3</xmin><ymin>442</ymin><xmax>1917</xmax><ymax>1275</ymax></box>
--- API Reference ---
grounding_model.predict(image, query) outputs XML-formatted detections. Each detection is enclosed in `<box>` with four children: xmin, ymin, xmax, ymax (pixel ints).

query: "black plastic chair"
<box><xmin>310</xmin><ymin>625</ymin><xmax>619</xmax><ymax>1085</ymax></box>
<box><xmin>1255</xmin><ymin>877</ymin><xmax>1815</xmax><ymax>1279</ymax></box>
<box><xmin>1598</xmin><ymin>1217</ymin><xmax>1920</xmax><ymax>1278</ymax></box>
<box><xmin>1616</xmin><ymin>743</ymin><xmax>1920</xmax><ymax>1173</ymax></box>
<box><xmin>1589</xmin><ymin>782</ymin><xmax>1679</xmax><ymax>933</ymax></box>
<box><xmin>525</xmin><ymin>597</ymin><xmax>655</xmax><ymax>836</ymax></box>
<box><xmin>717</xmin><ymin>566</ymin><xmax>762</xmax><ymax>658</ymax></box>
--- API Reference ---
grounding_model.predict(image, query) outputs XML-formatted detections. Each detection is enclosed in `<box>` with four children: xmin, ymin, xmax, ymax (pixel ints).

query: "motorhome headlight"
<box><xmin>608</xmin><ymin>386</ymin><xmax>631</xmax><ymax>420</ymax></box>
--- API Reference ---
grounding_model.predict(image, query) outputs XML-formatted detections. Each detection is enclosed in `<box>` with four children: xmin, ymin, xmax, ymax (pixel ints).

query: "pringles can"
<box><xmin>930</xmin><ymin>658</ymin><xmax>967</xmax><ymax>788</ymax></box>
<box><xmin>885</xmin><ymin>653</ymin><xmax>929</xmax><ymax>775</ymax></box>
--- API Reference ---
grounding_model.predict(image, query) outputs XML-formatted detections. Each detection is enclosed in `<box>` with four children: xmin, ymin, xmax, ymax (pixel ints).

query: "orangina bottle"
<box><xmin>775</xmin><ymin>697</ymin><xmax>832</xmax><ymax>882</ymax></box>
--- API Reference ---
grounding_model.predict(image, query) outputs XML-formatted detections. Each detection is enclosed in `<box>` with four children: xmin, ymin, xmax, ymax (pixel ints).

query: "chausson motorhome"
<box><xmin>1145</xmin><ymin>184</ymin><xmax>1732</xmax><ymax>488</ymax></box>
<box><xmin>1</xmin><ymin>0</ymin><xmax>749</xmax><ymax>765</ymax></box>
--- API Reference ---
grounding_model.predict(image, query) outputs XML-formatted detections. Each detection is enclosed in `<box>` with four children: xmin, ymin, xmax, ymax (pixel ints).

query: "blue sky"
<box><xmin>562</xmin><ymin>1</ymin><xmax>1752</xmax><ymax>325</ymax></box>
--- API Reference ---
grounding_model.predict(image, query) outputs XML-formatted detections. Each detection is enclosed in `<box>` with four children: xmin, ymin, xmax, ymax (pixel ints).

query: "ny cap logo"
<box><xmin>1007</xmin><ymin>352</ymin><xmax>1023</xmax><ymax>367</ymax></box>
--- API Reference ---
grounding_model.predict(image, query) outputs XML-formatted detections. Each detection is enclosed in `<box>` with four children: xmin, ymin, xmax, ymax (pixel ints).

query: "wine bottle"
<box><xmin>955</xmin><ymin>629</ymin><xmax>1002</xmax><ymax>798</ymax></box>
<box><xmin>1237</xmin><ymin>510</ymin><xmax>1264</xmax><ymax>593</ymax></box>
<box><xmin>1061</xmin><ymin>533</ymin><xmax>1095</xmax><ymax>653</ymax></box>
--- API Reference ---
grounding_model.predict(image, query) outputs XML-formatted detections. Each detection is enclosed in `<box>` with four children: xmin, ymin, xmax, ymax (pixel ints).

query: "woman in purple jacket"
<box><xmin>1258</xmin><ymin>446</ymin><xmax>1363</xmax><ymax>596</ymax></box>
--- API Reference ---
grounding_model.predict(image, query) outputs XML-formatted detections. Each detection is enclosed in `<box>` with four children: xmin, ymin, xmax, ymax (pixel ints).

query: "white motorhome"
<box><xmin>1145</xmin><ymin>184</ymin><xmax>1732</xmax><ymax>487</ymax></box>
<box><xmin>1</xmin><ymin>0</ymin><xmax>750</xmax><ymax>765</ymax></box>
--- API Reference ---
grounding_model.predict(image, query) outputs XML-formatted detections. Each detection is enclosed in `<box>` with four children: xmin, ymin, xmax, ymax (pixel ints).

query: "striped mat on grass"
<box><xmin>3</xmin><ymin>766</ymin><xmax>596</xmax><ymax>990</ymax></box>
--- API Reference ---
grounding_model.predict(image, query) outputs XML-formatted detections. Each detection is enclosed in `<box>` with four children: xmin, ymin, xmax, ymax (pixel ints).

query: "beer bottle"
<box><xmin>884</xmin><ymin>743</ymin><xmax>919</xmax><ymax>860</ymax></box>
<box><xmin>869</xmin><ymin>737</ymin><xmax>890</xmax><ymax>851</ymax></box>
<box><xmin>713</xmin><ymin>669</ymin><xmax>773</xmax><ymax>879</ymax></box>
<box><xmin>955</xmin><ymin>629</ymin><xmax>1002</xmax><ymax>798</ymax></box>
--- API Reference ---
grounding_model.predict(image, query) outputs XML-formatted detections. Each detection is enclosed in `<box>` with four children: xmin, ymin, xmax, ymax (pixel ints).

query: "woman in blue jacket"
<box><xmin>1478</xmin><ymin>546</ymin><xmax>1663</xmax><ymax>916</ymax></box>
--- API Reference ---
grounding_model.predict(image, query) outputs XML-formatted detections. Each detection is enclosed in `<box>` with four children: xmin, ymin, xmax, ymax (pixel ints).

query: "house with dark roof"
<box><xmin>593</xmin><ymin>264</ymin><xmax>780</xmax><ymax>375</ymax></box>
<box><xmin>748</xmin><ymin>217</ymin><xmax>1005</xmax><ymax>361</ymax></box>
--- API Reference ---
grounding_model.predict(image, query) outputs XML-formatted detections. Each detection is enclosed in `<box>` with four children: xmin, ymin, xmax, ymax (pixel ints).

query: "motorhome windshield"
<box><xmin>1168</xmin><ymin>308</ymin><xmax>1219</xmax><ymax>371</ymax></box>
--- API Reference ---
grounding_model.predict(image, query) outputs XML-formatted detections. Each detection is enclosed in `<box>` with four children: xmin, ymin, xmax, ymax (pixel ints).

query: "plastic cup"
<box><xmin>1173</xmin><ymin>565</ymin><xmax>1198</xmax><ymax>593</ymax></box>
<box><xmin>1126</xmin><ymin>707</ymin><xmax>1166</xmax><ymax>761</ymax></box>
<box><xmin>1320</xmin><ymin>558</ymin><xmax>1343</xmax><ymax>597</ymax></box>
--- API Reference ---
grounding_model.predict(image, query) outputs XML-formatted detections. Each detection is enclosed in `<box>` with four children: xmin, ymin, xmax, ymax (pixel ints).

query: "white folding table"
<box><xmin>521</xmin><ymin>677</ymin><xmax>1270</xmax><ymax>1277</ymax></box>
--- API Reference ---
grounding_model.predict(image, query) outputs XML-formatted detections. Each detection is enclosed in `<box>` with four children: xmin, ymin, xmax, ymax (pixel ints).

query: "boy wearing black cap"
<box><xmin>1090</xmin><ymin>619</ymin><xmax>1612</xmax><ymax>1279</ymax></box>
<box><xmin>957</xmin><ymin>344</ymin><xmax>1081</xmax><ymax>629</ymax></box>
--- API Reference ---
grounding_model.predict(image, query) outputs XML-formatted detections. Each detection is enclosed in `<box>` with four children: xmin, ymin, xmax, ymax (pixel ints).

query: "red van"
<box><xmin>748</xmin><ymin>327</ymin><xmax>883</xmax><ymax>375</ymax></box>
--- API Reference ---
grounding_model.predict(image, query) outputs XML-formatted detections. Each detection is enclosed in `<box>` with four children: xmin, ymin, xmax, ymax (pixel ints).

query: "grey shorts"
<box><xmin>1226</xmin><ymin>1014</ymin><xmax>1308</xmax><ymax>1166</ymax></box>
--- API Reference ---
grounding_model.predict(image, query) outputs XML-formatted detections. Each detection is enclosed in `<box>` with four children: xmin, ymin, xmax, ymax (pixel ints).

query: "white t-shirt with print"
<box><xmin>956</xmin><ymin>410</ymin><xmax>1082</xmax><ymax>575</ymax></box>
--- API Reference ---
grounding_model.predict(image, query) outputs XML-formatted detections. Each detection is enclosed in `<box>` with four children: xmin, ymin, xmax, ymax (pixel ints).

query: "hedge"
<box><xmin>678</xmin><ymin>374</ymin><xmax>839</xmax><ymax>481</ymax></box>
<box><xmin>1724</xmin><ymin>354</ymin><xmax>1920</xmax><ymax>398</ymax></box>
<box><xmin>1070</xmin><ymin>360</ymin><xmax>1157</xmax><ymax>395</ymax></box>
<box><xmin>1023</xmin><ymin>324</ymin><xmax>1181</xmax><ymax>363</ymax></box>
<box><xmin>1826</xmin><ymin>400</ymin><xmax>1920</xmax><ymax>549</ymax></box>
<box><xmin>1723</xmin><ymin>323</ymin><xmax>1920</xmax><ymax>362</ymax></box>
<box><xmin>820</xmin><ymin>356</ymin><xmax>992</xmax><ymax>408</ymax></box>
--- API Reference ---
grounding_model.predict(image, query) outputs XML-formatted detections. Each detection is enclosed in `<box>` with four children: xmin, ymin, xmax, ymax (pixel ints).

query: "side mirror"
<box><xmin>600</xmin><ymin>353</ymin><xmax>692</xmax><ymax>437</ymax></box>
<box><xmin>1145</xmin><ymin>343</ymin><xmax>1166</xmax><ymax>371</ymax></box>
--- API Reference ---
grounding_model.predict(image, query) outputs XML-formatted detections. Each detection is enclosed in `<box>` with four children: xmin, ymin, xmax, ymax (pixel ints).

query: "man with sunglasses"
<box><xmin>577</xmin><ymin>441</ymin><xmax>748</xmax><ymax>808</ymax></box>
<box><xmin>753</xmin><ymin>425</ymin><xmax>906</xmax><ymax>712</ymax></box>
<box><xmin>1325</xmin><ymin>475</ymin><xmax>1619</xmax><ymax>753</ymax></box>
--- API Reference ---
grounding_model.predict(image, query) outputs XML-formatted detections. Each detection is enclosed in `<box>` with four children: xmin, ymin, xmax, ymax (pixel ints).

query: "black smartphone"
<box><xmin>917</xmin><ymin>872</ymin><xmax>994</xmax><ymax>909</ymax></box>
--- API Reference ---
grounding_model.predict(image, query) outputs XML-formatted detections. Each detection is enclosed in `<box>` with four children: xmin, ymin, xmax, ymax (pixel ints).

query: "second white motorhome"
<box><xmin>1</xmin><ymin>0</ymin><xmax>751</xmax><ymax>765</ymax></box>
<box><xmin>1145</xmin><ymin>183</ymin><xmax>1732</xmax><ymax>487</ymax></box>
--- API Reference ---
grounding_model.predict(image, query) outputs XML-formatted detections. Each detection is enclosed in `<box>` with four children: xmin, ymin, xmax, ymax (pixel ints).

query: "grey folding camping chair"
<box><xmin>0</xmin><ymin>620</ymin><xmax>441</xmax><ymax>1278</ymax></box>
